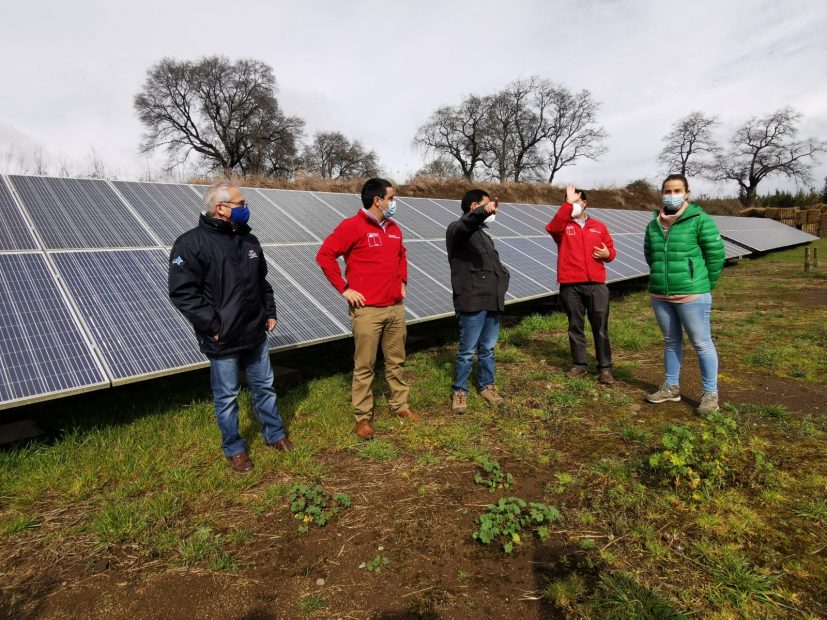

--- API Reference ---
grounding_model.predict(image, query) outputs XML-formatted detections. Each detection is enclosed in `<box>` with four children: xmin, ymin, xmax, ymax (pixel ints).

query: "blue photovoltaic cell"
<box><xmin>494</xmin><ymin>238</ymin><xmax>556</xmax><ymax>299</ymax></box>
<box><xmin>246</xmin><ymin>189</ymin><xmax>323</xmax><ymax>244</ymax></box>
<box><xmin>394</xmin><ymin>198</ymin><xmax>453</xmax><ymax>240</ymax></box>
<box><xmin>52</xmin><ymin>250</ymin><xmax>207</xmax><ymax>381</ymax></box>
<box><xmin>10</xmin><ymin>176</ymin><xmax>156</xmax><ymax>249</ymax></box>
<box><xmin>0</xmin><ymin>253</ymin><xmax>106</xmax><ymax>408</ymax></box>
<box><xmin>263</xmin><ymin>261</ymin><xmax>349</xmax><ymax>348</ymax></box>
<box><xmin>113</xmin><ymin>181</ymin><xmax>203</xmax><ymax>245</ymax></box>
<box><xmin>256</xmin><ymin>188</ymin><xmax>346</xmax><ymax>241</ymax></box>
<box><xmin>0</xmin><ymin>177</ymin><xmax>37</xmax><ymax>251</ymax></box>
<box><xmin>609</xmin><ymin>234</ymin><xmax>649</xmax><ymax>275</ymax></box>
<box><xmin>314</xmin><ymin>192</ymin><xmax>425</xmax><ymax>240</ymax></box>
<box><xmin>711</xmin><ymin>215</ymin><xmax>817</xmax><ymax>252</ymax></box>
<box><xmin>723</xmin><ymin>239</ymin><xmax>750</xmax><ymax>259</ymax></box>
<box><xmin>589</xmin><ymin>208</ymin><xmax>650</xmax><ymax>234</ymax></box>
<box><xmin>264</xmin><ymin>244</ymin><xmax>353</xmax><ymax>328</ymax></box>
<box><xmin>404</xmin><ymin>241</ymin><xmax>454</xmax><ymax>318</ymax></box>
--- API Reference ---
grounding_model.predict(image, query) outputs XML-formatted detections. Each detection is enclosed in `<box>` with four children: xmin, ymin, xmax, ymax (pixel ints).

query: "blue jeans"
<box><xmin>209</xmin><ymin>340</ymin><xmax>286</xmax><ymax>457</ymax></box>
<box><xmin>651</xmin><ymin>293</ymin><xmax>718</xmax><ymax>393</ymax></box>
<box><xmin>453</xmin><ymin>311</ymin><xmax>500</xmax><ymax>393</ymax></box>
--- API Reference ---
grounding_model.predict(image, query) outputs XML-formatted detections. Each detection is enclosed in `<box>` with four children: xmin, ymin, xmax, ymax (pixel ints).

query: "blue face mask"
<box><xmin>229</xmin><ymin>203</ymin><xmax>250</xmax><ymax>225</ymax></box>
<box><xmin>383</xmin><ymin>199</ymin><xmax>397</xmax><ymax>219</ymax></box>
<box><xmin>661</xmin><ymin>194</ymin><xmax>684</xmax><ymax>214</ymax></box>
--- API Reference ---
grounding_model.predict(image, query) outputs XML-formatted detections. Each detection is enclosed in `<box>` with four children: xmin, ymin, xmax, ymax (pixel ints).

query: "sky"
<box><xmin>1</xmin><ymin>0</ymin><xmax>826</xmax><ymax>197</ymax></box>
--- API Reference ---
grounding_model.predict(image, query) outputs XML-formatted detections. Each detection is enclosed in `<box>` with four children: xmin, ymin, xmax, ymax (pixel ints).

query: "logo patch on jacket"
<box><xmin>247</xmin><ymin>249</ymin><xmax>259</xmax><ymax>259</ymax></box>
<box><xmin>566</xmin><ymin>226</ymin><xmax>576</xmax><ymax>236</ymax></box>
<box><xmin>367</xmin><ymin>232</ymin><xmax>383</xmax><ymax>247</ymax></box>
<box><xmin>172</xmin><ymin>256</ymin><xmax>184</xmax><ymax>266</ymax></box>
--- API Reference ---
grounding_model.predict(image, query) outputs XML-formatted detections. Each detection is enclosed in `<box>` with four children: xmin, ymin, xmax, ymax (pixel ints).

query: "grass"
<box><xmin>0</xmin><ymin>238</ymin><xmax>825</xmax><ymax>618</ymax></box>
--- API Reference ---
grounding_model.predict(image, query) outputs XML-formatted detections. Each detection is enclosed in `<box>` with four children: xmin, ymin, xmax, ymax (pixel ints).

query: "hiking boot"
<box><xmin>355</xmin><ymin>419</ymin><xmax>374</xmax><ymax>440</ymax></box>
<box><xmin>452</xmin><ymin>390</ymin><xmax>468</xmax><ymax>414</ymax></box>
<box><xmin>396</xmin><ymin>409</ymin><xmax>422</xmax><ymax>422</ymax></box>
<box><xmin>227</xmin><ymin>451</ymin><xmax>253</xmax><ymax>473</ymax></box>
<box><xmin>480</xmin><ymin>385</ymin><xmax>505</xmax><ymax>407</ymax></box>
<box><xmin>265</xmin><ymin>437</ymin><xmax>296</xmax><ymax>452</ymax></box>
<box><xmin>566</xmin><ymin>366</ymin><xmax>588</xmax><ymax>378</ymax></box>
<box><xmin>695</xmin><ymin>391</ymin><xmax>719</xmax><ymax>416</ymax></box>
<box><xmin>646</xmin><ymin>383</ymin><xmax>681</xmax><ymax>404</ymax></box>
<box><xmin>598</xmin><ymin>369</ymin><xmax>614</xmax><ymax>385</ymax></box>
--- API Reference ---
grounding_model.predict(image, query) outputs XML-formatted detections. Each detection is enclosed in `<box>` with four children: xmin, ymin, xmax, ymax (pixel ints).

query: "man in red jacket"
<box><xmin>316</xmin><ymin>178</ymin><xmax>421</xmax><ymax>439</ymax></box>
<box><xmin>546</xmin><ymin>184</ymin><xmax>617</xmax><ymax>384</ymax></box>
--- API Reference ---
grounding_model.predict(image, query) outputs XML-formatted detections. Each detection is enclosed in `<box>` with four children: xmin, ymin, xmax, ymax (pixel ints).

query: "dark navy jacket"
<box><xmin>445</xmin><ymin>206</ymin><xmax>510</xmax><ymax>313</ymax></box>
<box><xmin>169</xmin><ymin>214</ymin><xmax>277</xmax><ymax>356</ymax></box>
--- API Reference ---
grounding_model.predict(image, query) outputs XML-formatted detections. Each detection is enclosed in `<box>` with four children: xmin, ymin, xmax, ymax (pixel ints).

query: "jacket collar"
<box><xmin>199</xmin><ymin>213</ymin><xmax>251</xmax><ymax>236</ymax></box>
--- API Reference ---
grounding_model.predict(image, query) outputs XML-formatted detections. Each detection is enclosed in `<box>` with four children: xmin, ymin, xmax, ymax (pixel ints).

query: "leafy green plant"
<box><xmin>474</xmin><ymin>456</ymin><xmax>513</xmax><ymax>492</ymax></box>
<box><xmin>472</xmin><ymin>497</ymin><xmax>561</xmax><ymax>553</ymax></box>
<box><xmin>289</xmin><ymin>483</ymin><xmax>351</xmax><ymax>533</ymax></box>
<box><xmin>646</xmin><ymin>412</ymin><xmax>774</xmax><ymax>499</ymax></box>
<box><xmin>362</xmin><ymin>555</ymin><xmax>389</xmax><ymax>573</ymax></box>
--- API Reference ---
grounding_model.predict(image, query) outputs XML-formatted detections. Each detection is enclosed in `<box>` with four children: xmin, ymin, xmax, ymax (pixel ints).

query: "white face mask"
<box><xmin>486</xmin><ymin>213</ymin><xmax>496</xmax><ymax>223</ymax></box>
<box><xmin>570</xmin><ymin>203</ymin><xmax>583</xmax><ymax>218</ymax></box>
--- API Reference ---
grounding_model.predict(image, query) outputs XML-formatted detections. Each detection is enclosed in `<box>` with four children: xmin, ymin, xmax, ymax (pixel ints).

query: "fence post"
<box><xmin>804</xmin><ymin>247</ymin><xmax>810</xmax><ymax>272</ymax></box>
<box><xmin>814</xmin><ymin>247</ymin><xmax>819</xmax><ymax>268</ymax></box>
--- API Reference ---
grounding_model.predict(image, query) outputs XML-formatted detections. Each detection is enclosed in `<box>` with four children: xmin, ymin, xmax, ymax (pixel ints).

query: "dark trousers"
<box><xmin>559</xmin><ymin>283</ymin><xmax>612</xmax><ymax>370</ymax></box>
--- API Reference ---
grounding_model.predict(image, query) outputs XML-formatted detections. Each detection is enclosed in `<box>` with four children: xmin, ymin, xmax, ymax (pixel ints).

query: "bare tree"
<box><xmin>86</xmin><ymin>147</ymin><xmax>107</xmax><ymax>178</ymax></box>
<box><xmin>543</xmin><ymin>87</ymin><xmax>608</xmax><ymax>184</ymax></box>
<box><xmin>301</xmin><ymin>131</ymin><xmax>379</xmax><ymax>179</ymax></box>
<box><xmin>413</xmin><ymin>95</ymin><xmax>490</xmax><ymax>181</ymax></box>
<box><xmin>658</xmin><ymin>112</ymin><xmax>719</xmax><ymax>176</ymax></box>
<box><xmin>32</xmin><ymin>148</ymin><xmax>49</xmax><ymax>176</ymax></box>
<box><xmin>56</xmin><ymin>155</ymin><xmax>73</xmax><ymax>177</ymax></box>
<box><xmin>714</xmin><ymin>107</ymin><xmax>826</xmax><ymax>206</ymax></box>
<box><xmin>134</xmin><ymin>56</ymin><xmax>304</xmax><ymax>176</ymax></box>
<box><xmin>413</xmin><ymin>156</ymin><xmax>462</xmax><ymax>180</ymax></box>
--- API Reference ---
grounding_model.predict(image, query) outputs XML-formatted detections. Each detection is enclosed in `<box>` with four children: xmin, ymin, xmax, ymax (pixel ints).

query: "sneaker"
<box><xmin>695</xmin><ymin>392</ymin><xmax>719</xmax><ymax>416</ymax></box>
<box><xmin>598</xmin><ymin>369</ymin><xmax>614</xmax><ymax>385</ymax></box>
<box><xmin>566</xmin><ymin>366</ymin><xmax>588</xmax><ymax>378</ymax></box>
<box><xmin>452</xmin><ymin>390</ymin><xmax>468</xmax><ymax>414</ymax></box>
<box><xmin>646</xmin><ymin>383</ymin><xmax>681</xmax><ymax>404</ymax></box>
<box><xmin>480</xmin><ymin>385</ymin><xmax>505</xmax><ymax>407</ymax></box>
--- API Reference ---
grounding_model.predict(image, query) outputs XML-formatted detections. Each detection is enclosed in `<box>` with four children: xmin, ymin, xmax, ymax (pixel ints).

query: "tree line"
<box><xmin>7</xmin><ymin>55</ymin><xmax>822</xmax><ymax>208</ymax></box>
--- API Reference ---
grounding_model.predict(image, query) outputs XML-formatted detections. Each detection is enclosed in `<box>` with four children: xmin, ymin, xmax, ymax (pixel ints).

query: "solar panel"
<box><xmin>256</xmin><ymin>188</ymin><xmax>347</xmax><ymax>241</ymax></box>
<box><xmin>395</xmin><ymin>198</ymin><xmax>454</xmax><ymax>240</ymax></box>
<box><xmin>711</xmin><ymin>215</ymin><xmax>818</xmax><ymax>251</ymax></box>
<box><xmin>403</xmin><ymin>241</ymin><xmax>454</xmax><ymax>318</ymax></box>
<box><xmin>492</xmin><ymin>239</ymin><xmax>555</xmax><ymax>301</ymax></box>
<box><xmin>262</xmin><ymin>259</ymin><xmax>350</xmax><ymax>347</ymax></box>
<box><xmin>10</xmin><ymin>176</ymin><xmax>156</xmax><ymax>249</ymax></box>
<box><xmin>497</xmin><ymin>237</ymin><xmax>557</xmax><ymax>290</ymax></box>
<box><xmin>0</xmin><ymin>253</ymin><xmax>107</xmax><ymax>408</ymax></box>
<box><xmin>113</xmin><ymin>181</ymin><xmax>204</xmax><ymax>245</ymax></box>
<box><xmin>589</xmin><ymin>208</ymin><xmax>649</xmax><ymax>234</ymax></box>
<box><xmin>264</xmin><ymin>244</ymin><xmax>353</xmax><ymax>328</ymax></box>
<box><xmin>51</xmin><ymin>249</ymin><xmax>208</xmax><ymax>382</ymax></box>
<box><xmin>0</xmin><ymin>176</ymin><xmax>38</xmax><ymax>251</ymax></box>
<box><xmin>723</xmin><ymin>239</ymin><xmax>750</xmax><ymax>259</ymax></box>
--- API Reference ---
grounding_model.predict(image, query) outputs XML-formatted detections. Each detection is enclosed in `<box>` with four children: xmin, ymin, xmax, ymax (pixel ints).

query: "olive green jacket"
<box><xmin>644</xmin><ymin>204</ymin><xmax>726</xmax><ymax>295</ymax></box>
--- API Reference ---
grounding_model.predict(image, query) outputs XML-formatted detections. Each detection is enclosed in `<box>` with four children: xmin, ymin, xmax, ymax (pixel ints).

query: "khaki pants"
<box><xmin>350</xmin><ymin>303</ymin><xmax>409</xmax><ymax>421</ymax></box>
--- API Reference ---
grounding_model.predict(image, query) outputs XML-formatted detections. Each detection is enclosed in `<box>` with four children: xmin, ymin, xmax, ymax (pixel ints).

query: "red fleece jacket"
<box><xmin>316</xmin><ymin>209</ymin><xmax>408</xmax><ymax>307</ymax></box>
<box><xmin>546</xmin><ymin>202</ymin><xmax>616</xmax><ymax>284</ymax></box>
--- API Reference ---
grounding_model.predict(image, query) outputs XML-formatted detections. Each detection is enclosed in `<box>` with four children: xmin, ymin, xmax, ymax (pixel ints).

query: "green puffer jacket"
<box><xmin>644</xmin><ymin>203</ymin><xmax>726</xmax><ymax>295</ymax></box>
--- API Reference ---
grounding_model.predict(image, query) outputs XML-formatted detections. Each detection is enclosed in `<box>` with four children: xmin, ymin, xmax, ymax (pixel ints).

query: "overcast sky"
<box><xmin>1</xmin><ymin>0</ymin><xmax>825</xmax><ymax>196</ymax></box>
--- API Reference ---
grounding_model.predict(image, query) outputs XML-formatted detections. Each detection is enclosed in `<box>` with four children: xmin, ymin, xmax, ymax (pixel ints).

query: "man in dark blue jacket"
<box><xmin>446</xmin><ymin>189</ymin><xmax>510</xmax><ymax>414</ymax></box>
<box><xmin>169</xmin><ymin>181</ymin><xmax>295</xmax><ymax>473</ymax></box>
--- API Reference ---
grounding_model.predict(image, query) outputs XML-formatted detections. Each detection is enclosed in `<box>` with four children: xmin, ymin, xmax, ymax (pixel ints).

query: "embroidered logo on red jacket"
<box><xmin>367</xmin><ymin>232</ymin><xmax>383</xmax><ymax>247</ymax></box>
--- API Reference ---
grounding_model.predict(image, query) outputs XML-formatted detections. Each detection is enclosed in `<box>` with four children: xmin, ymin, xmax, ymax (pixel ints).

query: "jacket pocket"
<box><xmin>471</xmin><ymin>269</ymin><xmax>492</xmax><ymax>288</ymax></box>
<box><xmin>688</xmin><ymin>257</ymin><xmax>694</xmax><ymax>280</ymax></box>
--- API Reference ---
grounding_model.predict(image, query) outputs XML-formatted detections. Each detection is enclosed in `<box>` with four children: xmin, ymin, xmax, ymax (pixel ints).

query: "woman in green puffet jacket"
<box><xmin>643</xmin><ymin>174</ymin><xmax>726</xmax><ymax>416</ymax></box>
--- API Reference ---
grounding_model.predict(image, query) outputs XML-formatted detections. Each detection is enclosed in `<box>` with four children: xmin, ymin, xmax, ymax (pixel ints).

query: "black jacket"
<box><xmin>169</xmin><ymin>214</ymin><xmax>277</xmax><ymax>356</ymax></box>
<box><xmin>445</xmin><ymin>206</ymin><xmax>510</xmax><ymax>313</ymax></box>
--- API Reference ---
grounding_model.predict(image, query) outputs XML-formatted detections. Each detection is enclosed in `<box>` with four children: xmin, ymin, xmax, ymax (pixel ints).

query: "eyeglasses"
<box><xmin>221</xmin><ymin>200</ymin><xmax>248</xmax><ymax>208</ymax></box>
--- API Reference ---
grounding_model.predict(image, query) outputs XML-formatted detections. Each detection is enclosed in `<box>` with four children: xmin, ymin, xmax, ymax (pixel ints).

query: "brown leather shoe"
<box><xmin>396</xmin><ymin>409</ymin><xmax>422</xmax><ymax>422</ymax></box>
<box><xmin>566</xmin><ymin>367</ymin><xmax>588</xmax><ymax>378</ymax></box>
<box><xmin>355</xmin><ymin>419</ymin><xmax>374</xmax><ymax>440</ymax></box>
<box><xmin>266</xmin><ymin>437</ymin><xmax>296</xmax><ymax>452</ymax></box>
<box><xmin>598</xmin><ymin>369</ymin><xmax>615</xmax><ymax>385</ymax></box>
<box><xmin>227</xmin><ymin>451</ymin><xmax>253</xmax><ymax>473</ymax></box>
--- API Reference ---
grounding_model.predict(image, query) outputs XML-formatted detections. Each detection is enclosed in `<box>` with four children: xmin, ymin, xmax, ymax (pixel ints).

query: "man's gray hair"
<box><xmin>203</xmin><ymin>181</ymin><xmax>235</xmax><ymax>216</ymax></box>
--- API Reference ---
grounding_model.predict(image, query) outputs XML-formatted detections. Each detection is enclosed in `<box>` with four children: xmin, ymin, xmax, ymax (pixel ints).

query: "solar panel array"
<box><xmin>0</xmin><ymin>174</ymin><xmax>818</xmax><ymax>410</ymax></box>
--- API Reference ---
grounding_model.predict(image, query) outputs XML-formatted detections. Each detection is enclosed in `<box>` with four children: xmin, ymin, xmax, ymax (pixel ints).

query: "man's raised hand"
<box><xmin>565</xmin><ymin>184</ymin><xmax>581</xmax><ymax>205</ymax></box>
